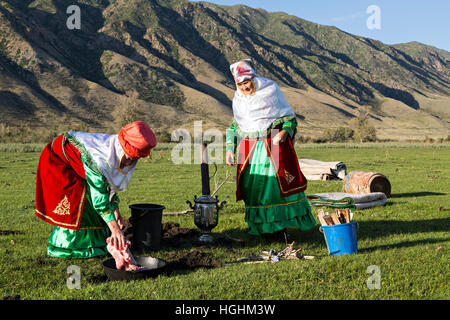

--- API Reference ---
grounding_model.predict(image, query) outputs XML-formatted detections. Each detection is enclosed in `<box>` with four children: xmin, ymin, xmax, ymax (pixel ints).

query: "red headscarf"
<box><xmin>118</xmin><ymin>121</ymin><xmax>157</xmax><ymax>159</ymax></box>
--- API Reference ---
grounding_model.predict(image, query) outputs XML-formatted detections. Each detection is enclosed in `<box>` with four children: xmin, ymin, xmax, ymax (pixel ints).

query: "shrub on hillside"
<box><xmin>155</xmin><ymin>130</ymin><xmax>172</xmax><ymax>143</ymax></box>
<box><xmin>349</xmin><ymin>112</ymin><xmax>377</xmax><ymax>142</ymax></box>
<box><xmin>323</xmin><ymin>126</ymin><xmax>354</xmax><ymax>142</ymax></box>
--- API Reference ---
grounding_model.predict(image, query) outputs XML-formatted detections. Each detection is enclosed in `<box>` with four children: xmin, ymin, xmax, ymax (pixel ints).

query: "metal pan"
<box><xmin>102</xmin><ymin>256</ymin><xmax>167</xmax><ymax>281</ymax></box>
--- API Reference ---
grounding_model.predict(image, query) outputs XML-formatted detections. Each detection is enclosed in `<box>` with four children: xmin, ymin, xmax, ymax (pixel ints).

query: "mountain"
<box><xmin>0</xmin><ymin>0</ymin><xmax>449</xmax><ymax>140</ymax></box>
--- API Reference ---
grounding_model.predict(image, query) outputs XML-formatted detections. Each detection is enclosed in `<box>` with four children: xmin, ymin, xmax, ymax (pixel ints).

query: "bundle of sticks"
<box><xmin>261</xmin><ymin>242</ymin><xmax>314</xmax><ymax>261</ymax></box>
<box><xmin>317</xmin><ymin>208</ymin><xmax>352</xmax><ymax>226</ymax></box>
<box><xmin>226</xmin><ymin>242</ymin><xmax>314</xmax><ymax>266</ymax></box>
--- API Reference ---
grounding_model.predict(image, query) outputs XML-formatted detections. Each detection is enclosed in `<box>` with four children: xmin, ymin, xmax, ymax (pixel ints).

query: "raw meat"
<box><xmin>106</xmin><ymin>238</ymin><xmax>145</xmax><ymax>272</ymax></box>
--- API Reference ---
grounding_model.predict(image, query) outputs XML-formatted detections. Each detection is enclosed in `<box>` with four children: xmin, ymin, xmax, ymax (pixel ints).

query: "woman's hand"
<box><xmin>226</xmin><ymin>150</ymin><xmax>236</xmax><ymax>166</ymax></box>
<box><xmin>107</xmin><ymin>219</ymin><xmax>126</xmax><ymax>250</ymax></box>
<box><xmin>273</xmin><ymin>130</ymin><xmax>289</xmax><ymax>145</ymax></box>
<box><xmin>114</xmin><ymin>208</ymin><xmax>124</xmax><ymax>230</ymax></box>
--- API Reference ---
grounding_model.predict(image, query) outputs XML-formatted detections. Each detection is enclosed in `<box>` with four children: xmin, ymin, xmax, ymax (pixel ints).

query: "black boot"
<box><xmin>271</xmin><ymin>229</ymin><xmax>291</xmax><ymax>243</ymax></box>
<box><xmin>281</xmin><ymin>228</ymin><xmax>292</xmax><ymax>243</ymax></box>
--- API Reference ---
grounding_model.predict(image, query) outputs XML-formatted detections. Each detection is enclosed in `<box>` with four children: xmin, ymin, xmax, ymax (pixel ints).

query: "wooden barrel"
<box><xmin>343</xmin><ymin>171</ymin><xmax>391</xmax><ymax>198</ymax></box>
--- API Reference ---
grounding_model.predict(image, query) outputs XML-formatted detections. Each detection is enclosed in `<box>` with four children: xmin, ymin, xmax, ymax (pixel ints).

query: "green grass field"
<box><xmin>0</xmin><ymin>142</ymin><xmax>448</xmax><ymax>300</ymax></box>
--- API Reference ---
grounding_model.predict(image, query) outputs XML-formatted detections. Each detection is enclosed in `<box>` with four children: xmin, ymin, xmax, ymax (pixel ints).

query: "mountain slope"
<box><xmin>0</xmin><ymin>0</ymin><xmax>449</xmax><ymax>139</ymax></box>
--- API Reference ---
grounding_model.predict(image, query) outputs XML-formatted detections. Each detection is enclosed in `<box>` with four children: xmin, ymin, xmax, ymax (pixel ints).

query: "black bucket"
<box><xmin>129</xmin><ymin>204</ymin><xmax>165</xmax><ymax>252</ymax></box>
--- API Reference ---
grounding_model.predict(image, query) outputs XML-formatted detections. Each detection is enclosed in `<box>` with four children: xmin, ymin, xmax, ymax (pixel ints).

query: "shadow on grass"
<box><xmin>390</xmin><ymin>192</ymin><xmax>447</xmax><ymax>198</ymax></box>
<box><xmin>357</xmin><ymin>218</ymin><xmax>450</xmax><ymax>240</ymax></box>
<box><xmin>359</xmin><ymin>237</ymin><xmax>449</xmax><ymax>253</ymax></box>
<box><xmin>216</xmin><ymin>226</ymin><xmax>325</xmax><ymax>250</ymax></box>
<box><xmin>123</xmin><ymin>217</ymin><xmax>448</xmax><ymax>270</ymax></box>
<box><xmin>287</xmin><ymin>217</ymin><xmax>450</xmax><ymax>252</ymax></box>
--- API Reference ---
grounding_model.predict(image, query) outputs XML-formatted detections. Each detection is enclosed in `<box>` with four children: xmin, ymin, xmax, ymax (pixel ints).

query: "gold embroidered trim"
<box><xmin>53</xmin><ymin>195</ymin><xmax>71</xmax><ymax>216</ymax></box>
<box><xmin>35</xmin><ymin>183</ymin><xmax>86</xmax><ymax>229</ymax></box>
<box><xmin>101</xmin><ymin>209</ymin><xmax>115</xmax><ymax>217</ymax></box>
<box><xmin>76</xmin><ymin>183</ymin><xmax>87</xmax><ymax>226</ymax></box>
<box><xmin>78</xmin><ymin>226</ymin><xmax>107</xmax><ymax>230</ymax></box>
<box><xmin>284</xmin><ymin>169</ymin><xmax>295</xmax><ymax>184</ymax></box>
<box><xmin>116</xmin><ymin>152</ymin><xmax>129</xmax><ymax>175</ymax></box>
<box><xmin>265</xmin><ymin>139</ymin><xmax>306</xmax><ymax>195</ymax></box>
<box><xmin>236</xmin><ymin>141</ymin><xmax>258</xmax><ymax>187</ymax></box>
<box><xmin>245</xmin><ymin>196</ymin><xmax>306</xmax><ymax>209</ymax></box>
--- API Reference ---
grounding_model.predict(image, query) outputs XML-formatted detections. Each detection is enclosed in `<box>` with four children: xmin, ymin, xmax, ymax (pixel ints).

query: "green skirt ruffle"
<box><xmin>240</xmin><ymin>140</ymin><xmax>317</xmax><ymax>236</ymax></box>
<box><xmin>47</xmin><ymin>226</ymin><xmax>110</xmax><ymax>259</ymax></box>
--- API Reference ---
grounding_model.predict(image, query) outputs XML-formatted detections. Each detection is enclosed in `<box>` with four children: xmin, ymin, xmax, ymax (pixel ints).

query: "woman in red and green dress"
<box><xmin>226</xmin><ymin>59</ymin><xmax>316</xmax><ymax>240</ymax></box>
<box><xmin>35</xmin><ymin>121</ymin><xmax>156</xmax><ymax>259</ymax></box>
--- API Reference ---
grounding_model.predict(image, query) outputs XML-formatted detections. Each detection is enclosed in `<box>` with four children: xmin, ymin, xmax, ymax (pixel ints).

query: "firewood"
<box><xmin>163</xmin><ymin>209</ymin><xmax>193</xmax><ymax>216</ymax></box>
<box><xmin>323</xmin><ymin>214</ymin><xmax>335</xmax><ymax>225</ymax></box>
<box><xmin>341</xmin><ymin>208</ymin><xmax>350</xmax><ymax>223</ymax></box>
<box><xmin>228</xmin><ymin>242</ymin><xmax>314</xmax><ymax>266</ymax></box>
<box><xmin>211</xmin><ymin>169</ymin><xmax>232</xmax><ymax>197</ymax></box>
<box><xmin>224</xmin><ymin>232</ymin><xmax>245</xmax><ymax>243</ymax></box>
<box><xmin>329</xmin><ymin>212</ymin><xmax>341</xmax><ymax>225</ymax></box>
<box><xmin>317</xmin><ymin>208</ymin><xmax>328</xmax><ymax>226</ymax></box>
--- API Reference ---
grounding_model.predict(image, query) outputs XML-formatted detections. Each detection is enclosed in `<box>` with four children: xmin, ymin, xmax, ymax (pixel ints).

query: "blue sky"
<box><xmin>191</xmin><ymin>0</ymin><xmax>450</xmax><ymax>52</ymax></box>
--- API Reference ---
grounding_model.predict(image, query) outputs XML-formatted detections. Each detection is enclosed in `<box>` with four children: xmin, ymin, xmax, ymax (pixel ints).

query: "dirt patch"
<box><xmin>124</xmin><ymin>219</ymin><xmax>245</xmax><ymax>249</ymax></box>
<box><xmin>0</xmin><ymin>230</ymin><xmax>23</xmax><ymax>236</ymax></box>
<box><xmin>2</xmin><ymin>295</ymin><xmax>20</xmax><ymax>300</ymax></box>
<box><xmin>124</xmin><ymin>219</ymin><xmax>199</xmax><ymax>247</ymax></box>
<box><xmin>161</xmin><ymin>221</ymin><xmax>198</xmax><ymax>247</ymax></box>
<box><xmin>124</xmin><ymin>219</ymin><xmax>226</xmax><ymax>271</ymax></box>
<box><xmin>160</xmin><ymin>222</ymin><xmax>243</xmax><ymax>249</ymax></box>
<box><xmin>33</xmin><ymin>256</ymin><xmax>58</xmax><ymax>266</ymax></box>
<box><xmin>165</xmin><ymin>250</ymin><xmax>224</xmax><ymax>273</ymax></box>
<box><xmin>162</xmin><ymin>221</ymin><xmax>195</xmax><ymax>238</ymax></box>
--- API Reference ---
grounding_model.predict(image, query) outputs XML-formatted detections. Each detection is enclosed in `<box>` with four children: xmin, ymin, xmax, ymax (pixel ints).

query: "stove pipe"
<box><xmin>200</xmin><ymin>143</ymin><xmax>210</xmax><ymax>195</ymax></box>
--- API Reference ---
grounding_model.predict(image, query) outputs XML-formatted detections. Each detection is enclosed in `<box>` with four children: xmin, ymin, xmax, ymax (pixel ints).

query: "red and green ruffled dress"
<box><xmin>226</xmin><ymin>117</ymin><xmax>317</xmax><ymax>236</ymax></box>
<box><xmin>35</xmin><ymin>133</ymin><xmax>120</xmax><ymax>259</ymax></box>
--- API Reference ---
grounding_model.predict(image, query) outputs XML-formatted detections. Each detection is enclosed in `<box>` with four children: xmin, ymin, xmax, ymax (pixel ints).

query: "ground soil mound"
<box><xmin>166</xmin><ymin>250</ymin><xmax>224</xmax><ymax>271</ymax></box>
<box><xmin>161</xmin><ymin>221</ymin><xmax>198</xmax><ymax>247</ymax></box>
<box><xmin>122</xmin><ymin>220</ymin><xmax>242</xmax><ymax>274</ymax></box>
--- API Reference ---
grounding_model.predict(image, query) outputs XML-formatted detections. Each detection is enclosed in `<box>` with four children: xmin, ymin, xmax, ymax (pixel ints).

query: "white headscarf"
<box><xmin>69</xmin><ymin>132</ymin><xmax>137</xmax><ymax>198</ymax></box>
<box><xmin>231</xmin><ymin>70</ymin><xmax>296</xmax><ymax>134</ymax></box>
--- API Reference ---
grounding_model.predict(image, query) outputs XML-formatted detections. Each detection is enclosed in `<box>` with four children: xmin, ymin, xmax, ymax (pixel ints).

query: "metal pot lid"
<box><xmin>194</xmin><ymin>195</ymin><xmax>219</xmax><ymax>203</ymax></box>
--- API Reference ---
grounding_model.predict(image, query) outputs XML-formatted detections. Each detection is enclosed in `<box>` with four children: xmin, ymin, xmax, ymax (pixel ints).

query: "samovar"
<box><xmin>186</xmin><ymin>143</ymin><xmax>226</xmax><ymax>243</ymax></box>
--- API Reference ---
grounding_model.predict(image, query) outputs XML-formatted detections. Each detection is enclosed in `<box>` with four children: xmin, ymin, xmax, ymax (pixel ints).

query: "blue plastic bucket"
<box><xmin>319</xmin><ymin>222</ymin><xmax>358</xmax><ymax>256</ymax></box>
